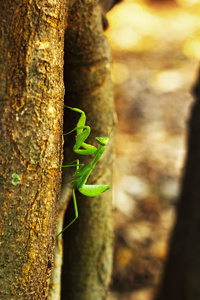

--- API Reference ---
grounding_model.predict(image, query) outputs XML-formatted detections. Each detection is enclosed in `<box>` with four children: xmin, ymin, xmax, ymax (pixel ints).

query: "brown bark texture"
<box><xmin>155</xmin><ymin>70</ymin><xmax>200</xmax><ymax>300</ymax></box>
<box><xmin>50</xmin><ymin>0</ymin><xmax>115</xmax><ymax>299</ymax></box>
<box><xmin>0</xmin><ymin>1</ymin><xmax>65</xmax><ymax>299</ymax></box>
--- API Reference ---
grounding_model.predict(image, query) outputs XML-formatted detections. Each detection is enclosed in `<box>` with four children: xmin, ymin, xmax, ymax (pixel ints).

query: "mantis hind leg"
<box><xmin>56</xmin><ymin>189</ymin><xmax>78</xmax><ymax>240</ymax></box>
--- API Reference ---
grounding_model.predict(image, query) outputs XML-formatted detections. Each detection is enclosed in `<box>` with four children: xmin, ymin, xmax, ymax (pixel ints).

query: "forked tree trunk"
<box><xmin>155</xmin><ymin>70</ymin><xmax>200</xmax><ymax>300</ymax></box>
<box><xmin>49</xmin><ymin>0</ymin><xmax>115</xmax><ymax>299</ymax></box>
<box><xmin>0</xmin><ymin>1</ymin><xmax>65</xmax><ymax>299</ymax></box>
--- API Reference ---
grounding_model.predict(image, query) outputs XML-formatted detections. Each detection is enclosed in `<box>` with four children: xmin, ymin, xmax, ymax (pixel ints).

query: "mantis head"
<box><xmin>96</xmin><ymin>137</ymin><xmax>109</xmax><ymax>146</ymax></box>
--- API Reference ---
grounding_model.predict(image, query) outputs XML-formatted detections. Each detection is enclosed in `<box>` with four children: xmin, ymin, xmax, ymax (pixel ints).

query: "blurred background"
<box><xmin>104</xmin><ymin>0</ymin><xmax>200</xmax><ymax>299</ymax></box>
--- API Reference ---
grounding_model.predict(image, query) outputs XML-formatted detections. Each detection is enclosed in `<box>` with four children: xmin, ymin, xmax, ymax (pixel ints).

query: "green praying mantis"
<box><xmin>56</xmin><ymin>106</ymin><xmax>110</xmax><ymax>239</ymax></box>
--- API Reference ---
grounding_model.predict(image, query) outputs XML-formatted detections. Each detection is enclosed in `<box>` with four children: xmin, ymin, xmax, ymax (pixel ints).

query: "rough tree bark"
<box><xmin>0</xmin><ymin>1</ymin><xmax>65</xmax><ymax>299</ymax></box>
<box><xmin>49</xmin><ymin>0</ymin><xmax>115</xmax><ymax>299</ymax></box>
<box><xmin>155</xmin><ymin>70</ymin><xmax>200</xmax><ymax>300</ymax></box>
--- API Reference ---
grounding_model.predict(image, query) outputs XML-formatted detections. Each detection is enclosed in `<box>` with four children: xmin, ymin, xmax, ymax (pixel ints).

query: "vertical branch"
<box><xmin>59</xmin><ymin>0</ymin><xmax>115</xmax><ymax>299</ymax></box>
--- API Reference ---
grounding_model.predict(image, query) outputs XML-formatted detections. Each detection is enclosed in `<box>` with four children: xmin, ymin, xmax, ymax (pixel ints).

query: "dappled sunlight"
<box><xmin>151</xmin><ymin>70</ymin><xmax>186</xmax><ymax>92</ymax></box>
<box><xmin>106</xmin><ymin>2</ymin><xmax>162</xmax><ymax>52</ymax></box>
<box><xmin>106</xmin><ymin>0</ymin><xmax>200</xmax><ymax>299</ymax></box>
<box><xmin>177</xmin><ymin>0</ymin><xmax>200</xmax><ymax>6</ymax></box>
<box><xmin>105</xmin><ymin>0</ymin><xmax>200</xmax><ymax>57</ymax></box>
<box><xmin>183</xmin><ymin>37</ymin><xmax>200</xmax><ymax>59</ymax></box>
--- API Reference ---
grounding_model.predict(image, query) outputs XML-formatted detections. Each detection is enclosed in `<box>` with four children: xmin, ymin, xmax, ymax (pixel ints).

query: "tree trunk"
<box><xmin>0</xmin><ymin>1</ymin><xmax>65</xmax><ymax>299</ymax></box>
<box><xmin>49</xmin><ymin>0</ymin><xmax>115</xmax><ymax>299</ymax></box>
<box><xmin>155</xmin><ymin>70</ymin><xmax>200</xmax><ymax>300</ymax></box>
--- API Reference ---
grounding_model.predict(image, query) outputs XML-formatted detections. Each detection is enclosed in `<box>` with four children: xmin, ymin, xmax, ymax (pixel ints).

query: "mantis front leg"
<box><xmin>64</xmin><ymin>106</ymin><xmax>98</xmax><ymax>156</ymax></box>
<box><xmin>56</xmin><ymin>107</ymin><xmax>110</xmax><ymax>238</ymax></box>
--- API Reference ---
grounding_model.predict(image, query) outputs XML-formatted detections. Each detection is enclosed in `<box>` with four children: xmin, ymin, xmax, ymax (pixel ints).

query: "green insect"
<box><xmin>56</xmin><ymin>106</ymin><xmax>110</xmax><ymax>239</ymax></box>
